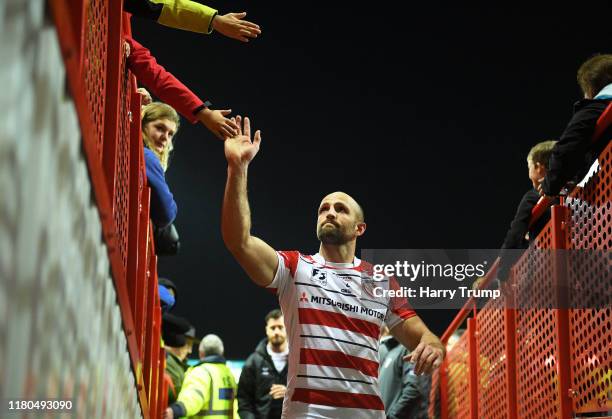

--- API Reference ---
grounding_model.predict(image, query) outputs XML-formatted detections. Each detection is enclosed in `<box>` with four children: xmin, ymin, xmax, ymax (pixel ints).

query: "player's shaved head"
<box><xmin>320</xmin><ymin>191</ymin><xmax>364</xmax><ymax>222</ymax></box>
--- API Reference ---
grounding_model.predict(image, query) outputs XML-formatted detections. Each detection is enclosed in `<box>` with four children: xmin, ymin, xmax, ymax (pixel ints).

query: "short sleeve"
<box><xmin>267</xmin><ymin>250</ymin><xmax>299</xmax><ymax>298</ymax></box>
<box><xmin>385</xmin><ymin>276</ymin><xmax>416</xmax><ymax>330</ymax></box>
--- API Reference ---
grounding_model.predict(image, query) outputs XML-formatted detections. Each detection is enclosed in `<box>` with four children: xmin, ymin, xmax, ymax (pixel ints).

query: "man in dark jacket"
<box><xmin>238</xmin><ymin>309</ymin><xmax>288</xmax><ymax>419</ymax></box>
<box><xmin>379</xmin><ymin>330</ymin><xmax>430</xmax><ymax>419</ymax></box>
<box><xmin>540</xmin><ymin>53</ymin><xmax>612</xmax><ymax>197</ymax></box>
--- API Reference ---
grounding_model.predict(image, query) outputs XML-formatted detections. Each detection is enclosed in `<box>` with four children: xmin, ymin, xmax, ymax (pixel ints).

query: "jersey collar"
<box><xmin>313</xmin><ymin>253</ymin><xmax>361</xmax><ymax>268</ymax></box>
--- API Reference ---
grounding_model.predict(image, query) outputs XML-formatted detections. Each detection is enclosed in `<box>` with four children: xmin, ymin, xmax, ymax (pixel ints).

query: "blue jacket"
<box><xmin>144</xmin><ymin>148</ymin><xmax>177</xmax><ymax>228</ymax></box>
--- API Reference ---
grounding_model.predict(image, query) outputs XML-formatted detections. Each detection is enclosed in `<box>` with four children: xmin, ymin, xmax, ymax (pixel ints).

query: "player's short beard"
<box><xmin>317</xmin><ymin>224</ymin><xmax>349</xmax><ymax>245</ymax></box>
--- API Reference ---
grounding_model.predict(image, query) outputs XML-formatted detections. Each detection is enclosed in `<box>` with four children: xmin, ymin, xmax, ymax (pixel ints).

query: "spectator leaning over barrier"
<box><xmin>124</xmin><ymin>0</ymin><xmax>261</xmax><ymax>42</ymax></box>
<box><xmin>539</xmin><ymin>53</ymin><xmax>612</xmax><ymax>196</ymax></box>
<box><xmin>142</xmin><ymin>102</ymin><xmax>179</xmax><ymax>229</ymax></box>
<box><xmin>139</xmin><ymin>92</ymin><xmax>181</xmax><ymax>255</ymax></box>
<box><xmin>125</xmin><ymin>36</ymin><xmax>238</xmax><ymax>140</ymax></box>
<box><xmin>162</xmin><ymin>313</ymin><xmax>200</xmax><ymax>404</ymax></box>
<box><xmin>123</xmin><ymin>0</ymin><xmax>261</xmax><ymax>140</ymax></box>
<box><xmin>475</xmin><ymin>140</ymin><xmax>558</xmax><ymax>290</ymax></box>
<box><xmin>379</xmin><ymin>327</ymin><xmax>431</xmax><ymax>419</ymax></box>
<box><xmin>237</xmin><ymin>308</ymin><xmax>288</xmax><ymax>419</ymax></box>
<box><xmin>220</xmin><ymin>116</ymin><xmax>445</xmax><ymax>418</ymax></box>
<box><xmin>165</xmin><ymin>334</ymin><xmax>238</xmax><ymax>419</ymax></box>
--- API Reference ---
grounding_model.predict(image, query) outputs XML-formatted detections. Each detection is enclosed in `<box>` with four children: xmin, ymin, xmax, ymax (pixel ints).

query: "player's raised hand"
<box><xmin>224</xmin><ymin>116</ymin><xmax>262</xmax><ymax>167</ymax></box>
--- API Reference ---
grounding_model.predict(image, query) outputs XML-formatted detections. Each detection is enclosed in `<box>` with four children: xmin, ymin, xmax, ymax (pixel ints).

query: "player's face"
<box><xmin>143</xmin><ymin>118</ymin><xmax>176</xmax><ymax>155</ymax></box>
<box><xmin>266</xmin><ymin>317</ymin><xmax>286</xmax><ymax>347</ymax></box>
<box><xmin>316</xmin><ymin>193</ymin><xmax>364</xmax><ymax>245</ymax></box>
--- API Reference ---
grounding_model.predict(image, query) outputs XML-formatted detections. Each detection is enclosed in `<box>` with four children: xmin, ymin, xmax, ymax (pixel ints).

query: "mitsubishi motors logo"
<box><xmin>299</xmin><ymin>292</ymin><xmax>309</xmax><ymax>303</ymax></box>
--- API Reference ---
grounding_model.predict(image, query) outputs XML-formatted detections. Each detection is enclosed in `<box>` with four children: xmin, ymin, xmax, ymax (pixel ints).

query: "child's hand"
<box><xmin>196</xmin><ymin>108</ymin><xmax>239</xmax><ymax>139</ymax></box>
<box><xmin>137</xmin><ymin>88</ymin><xmax>152</xmax><ymax>106</ymax></box>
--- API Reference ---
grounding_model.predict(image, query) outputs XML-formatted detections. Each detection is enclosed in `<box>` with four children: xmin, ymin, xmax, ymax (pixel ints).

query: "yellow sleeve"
<box><xmin>177</xmin><ymin>366</ymin><xmax>211</xmax><ymax>416</ymax></box>
<box><xmin>150</xmin><ymin>0</ymin><xmax>218</xmax><ymax>34</ymax></box>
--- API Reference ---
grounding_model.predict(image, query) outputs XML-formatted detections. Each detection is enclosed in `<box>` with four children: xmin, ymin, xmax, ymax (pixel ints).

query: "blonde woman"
<box><xmin>142</xmin><ymin>102</ymin><xmax>179</xmax><ymax>228</ymax></box>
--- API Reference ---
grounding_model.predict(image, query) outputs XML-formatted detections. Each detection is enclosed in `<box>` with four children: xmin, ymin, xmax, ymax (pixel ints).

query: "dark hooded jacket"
<box><xmin>237</xmin><ymin>339</ymin><xmax>288</xmax><ymax>419</ymax></box>
<box><xmin>542</xmin><ymin>98</ymin><xmax>612</xmax><ymax>195</ymax></box>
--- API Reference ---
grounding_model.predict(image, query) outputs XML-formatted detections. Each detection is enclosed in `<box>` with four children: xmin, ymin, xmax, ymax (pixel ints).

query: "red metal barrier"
<box><xmin>429</xmin><ymin>368</ymin><xmax>441</xmax><ymax>418</ymax></box>
<box><xmin>444</xmin><ymin>328</ymin><xmax>472</xmax><ymax>418</ymax></box>
<box><xmin>103</xmin><ymin>0</ymin><xmax>131</xmax><ymax>275</ymax></box>
<box><xmin>436</xmin><ymin>133</ymin><xmax>610</xmax><ymax>417</ymax></box>
<box><xmin>592</xmin><ymin>102</ymin><xmax>612</xmax><ymax>141</ymax></box>
<box><xmin>69</xmin><ymin>0</ymin><xmax>108</xmax><ymax>160</ymax></box>
<box><xmin>158</xmin><ymin>353</ymin><xmax>168</xmax><ymax>418</ymax></box>
<box><xmin>128</xmin><ymin>81</ymin><xmax>144</xmax><ymax>318</ymax></box>
<box><xmin>566</xmin><ymin>141</ymin><xmax>612</xmax><ymax>414</ymax></box>
<box><xmin>50</xmin><ymin>1</ymin><xmax>167</xmax><ymax>417</ymax></box>
<box><xmin>476</xmin><ymin>293</ymin><xmax>517</xmax><ymax>418</ymax></box>
<box><xmin>513</xmin><ymin>210</ymin><xmax>571</xmax><ymax>418</ymax></box>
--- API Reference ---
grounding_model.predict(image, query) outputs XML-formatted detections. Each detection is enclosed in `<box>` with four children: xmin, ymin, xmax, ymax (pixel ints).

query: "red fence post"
<box><xmin>127</xmin><ymin>82</ymin><xmax>143</xmax><ymax>311</ymax></box>
<box><xmin>439</xmin><ymin>358</ymin><xmax>449</xmax><ymax>419</ymax></box>
<box><xmin>505</xmin><ymin>308</ymin><xmax>518</xmax><ymax>419</ymax></box>
<box><xmin>467</xmin><ymin>318</ymin><xmax>479</xmax><ymax>418</ymax></box>
<box><xmin>136</xmin><ymin>189</ymin><xmax>151</xmax><ymax>358</ymax></box>
<box><xmin>102</xmin><ymin>0</ymin><xmax>123</xmax><ymax>174</ymax></box>
<box><xmin>158</xmin><ymin>350</ymin><xmax>168</xmax><ymax>416</ymax></box>
<box><xmin>66</xmin><ymin>0</ymin><xmax>85</xmax><ymax>75</ymax></box>
<box><xmin>551</xmin><ymin>205</ymin><xmax>573</xmax><ymax>419</ymax></box>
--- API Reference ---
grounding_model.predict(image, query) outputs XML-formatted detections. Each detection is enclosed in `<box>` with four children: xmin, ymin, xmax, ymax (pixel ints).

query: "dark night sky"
<box><xmin>131</xmin><ymin>3</ymin><xmax>612</xmax><ymax>359</ymax></box>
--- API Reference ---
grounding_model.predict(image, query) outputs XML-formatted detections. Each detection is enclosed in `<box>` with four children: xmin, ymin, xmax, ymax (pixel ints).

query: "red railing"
<box><xmin>49</xmin><ymin>1</ymin><xmax>166</xmax><ymax>417</ymax></box>
<box><xmin>434</xmin><ymin>132</ymin><xmax>612</xmax><ymax>416</ymax></box>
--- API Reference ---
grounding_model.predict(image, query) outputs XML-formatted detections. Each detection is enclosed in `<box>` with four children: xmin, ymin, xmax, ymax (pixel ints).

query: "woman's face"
<box><xmin>143</xmin><ymin>118</ymin><xmax>177</xmax><ymax>154</ymax></box>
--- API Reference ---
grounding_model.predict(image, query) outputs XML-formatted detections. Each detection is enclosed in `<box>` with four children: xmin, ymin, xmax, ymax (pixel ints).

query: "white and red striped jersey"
<box><xmin>267</xmin><ymin>251</ymin><xmax>416</xmax><ymax>419</ymax></box>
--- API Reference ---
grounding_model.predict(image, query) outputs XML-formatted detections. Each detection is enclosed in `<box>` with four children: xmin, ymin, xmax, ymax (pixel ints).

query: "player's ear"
<box><xmin>355</xmin><ymin>222</ymin><xmax>366</xmax><ymax>237</ymax></box>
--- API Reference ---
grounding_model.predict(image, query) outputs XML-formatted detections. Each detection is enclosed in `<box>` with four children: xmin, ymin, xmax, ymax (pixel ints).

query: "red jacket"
<box><xmin>124</xmin><ymin>35</ymin><xmax>206</xmax><ymax>124</ymax></box>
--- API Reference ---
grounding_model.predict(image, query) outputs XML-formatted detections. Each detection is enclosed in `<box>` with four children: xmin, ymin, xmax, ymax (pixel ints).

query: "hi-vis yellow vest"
<box><xmin>177</xmin><ymin>361</ymin><xmax>237</xmax><ymax>418</ymax></box>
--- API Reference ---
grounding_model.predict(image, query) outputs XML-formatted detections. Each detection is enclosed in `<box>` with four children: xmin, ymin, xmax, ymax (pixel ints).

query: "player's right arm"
<box><xmin>221</xmin><ymin>116</ymin><xmax>279</xmax><ymax>287</ymax></box>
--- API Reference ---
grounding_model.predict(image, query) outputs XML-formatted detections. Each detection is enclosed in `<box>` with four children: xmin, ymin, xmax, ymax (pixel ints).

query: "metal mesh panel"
<box><xmin>566</xmin><ymin>141</ymin><xmax>612</xmax><ymax>413</ymax></box>
<box><xmin>513</xmin><ymin>223</ymin><xmax>563</xmax><ymax>418</ymax></box>
<box><xmin>567</xmin><ymin>142</ymin><xmax>612</xmax><ymax>252</ymax></box>
<box><xmin>112</xmin><ymin>52</ymin><xmax>132</xmax><ymax>271</ymax></box>
<box><xmin>445</xmin><ymin>330</ymin><xmax>471</xmax><ymax>418</ymax></box>
<box><xmin>83</xmin><ymin>0</ymin><xmax>108</xmax><ymax>160</ymax></box>
<box><xmin>477</xmin><ymin>296</ymin><xmax>510</xmax><ymax>418</ymax></box>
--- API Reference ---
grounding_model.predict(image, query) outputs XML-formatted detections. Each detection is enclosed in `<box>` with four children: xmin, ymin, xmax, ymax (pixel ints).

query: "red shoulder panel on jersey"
<box><xmin>300</xmin><ymin>348</ymin><xmax>379</xmax><ymax>378</ymax></box>
<box><xmin>298</xmin><ymin>308</ymin><xmax>379</xmax><ymax>339</ymax></box>
<box><xmin>389</xmin><ymin>276</ymin><xmax>417</xmax><ymax>319</ymax></box>
<box><xmin>278</xmin><ymin>250</ymin><xmax>300</xmax><ymax>277</ymax></box>
<box><xmin>292</xmin><ymin>388</ymin><xmax>385</xmax><ymax>410</ymax></box>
